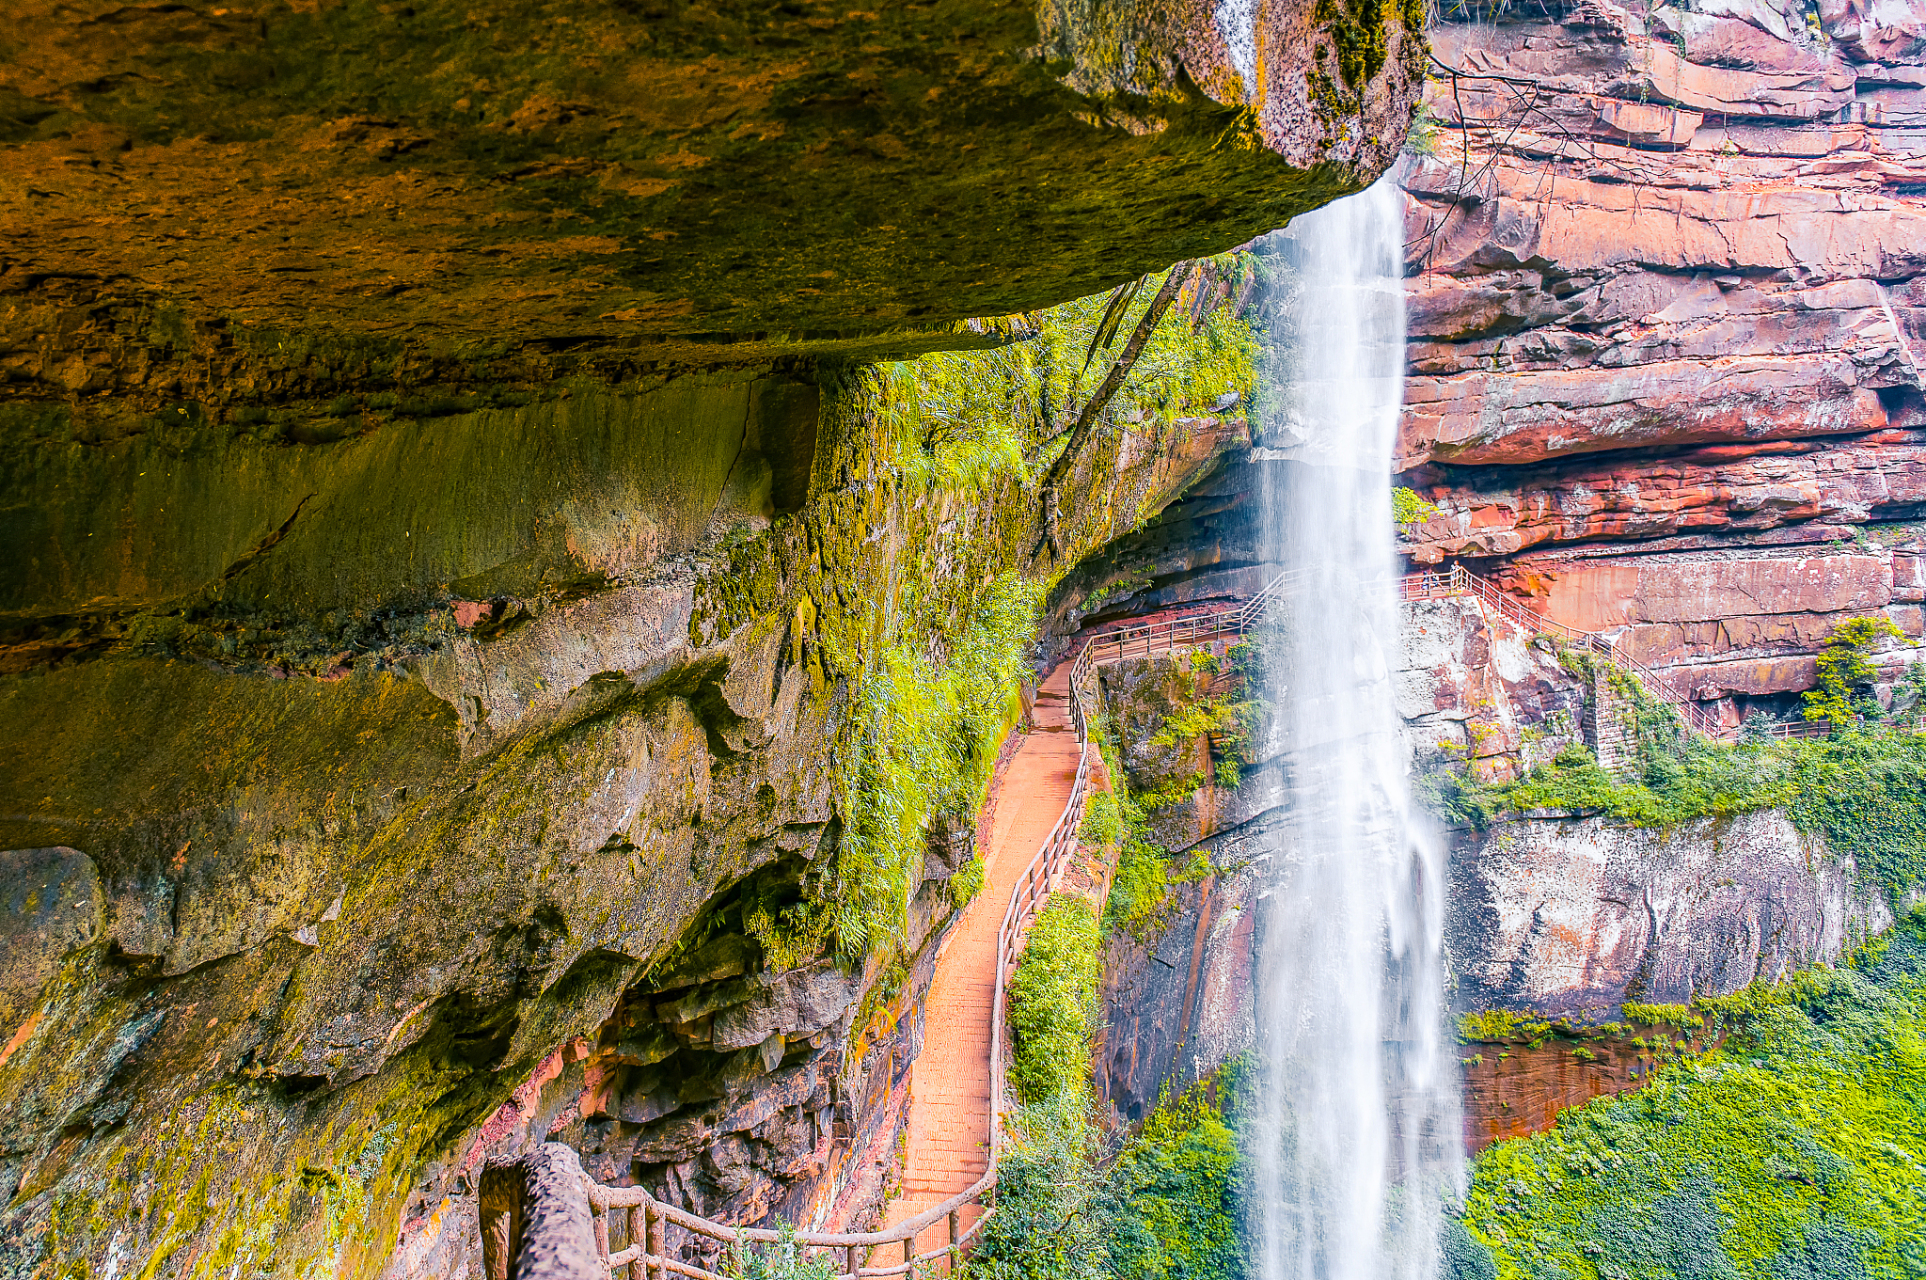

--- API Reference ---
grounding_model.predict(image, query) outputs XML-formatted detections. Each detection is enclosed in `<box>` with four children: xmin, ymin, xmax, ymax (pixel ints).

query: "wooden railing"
<box><xmin>1398</xmin><ymin>565</ymin><xmax>1735</xmax><ymax>739</ymax></box>
<box><xmin>504</xmin><ymin>558</ymin><xmax>1795</xmax><ymax>1280</ymax></box>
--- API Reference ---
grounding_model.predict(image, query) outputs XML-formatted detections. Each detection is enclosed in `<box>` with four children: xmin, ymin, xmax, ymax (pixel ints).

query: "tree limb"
<box><xmin>1034</xmin><ymin>260</ymin><xmax>1196</xmax><ymax>560</ymax></box>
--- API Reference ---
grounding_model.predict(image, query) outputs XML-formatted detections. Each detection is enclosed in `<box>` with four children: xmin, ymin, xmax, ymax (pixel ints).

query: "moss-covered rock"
<box><xmin>2</xmin><ymin>0</ymin><xmax>1420</xmax><ymax>421</ymax></box>
<box><xmin>0</xmin><ymin>280</ymin><xmax>1253</xmax><ymax>1278</ymax></box>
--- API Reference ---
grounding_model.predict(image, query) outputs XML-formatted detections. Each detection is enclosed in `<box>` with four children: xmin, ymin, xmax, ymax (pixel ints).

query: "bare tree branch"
<box><xmin>1034</xmin><ymin>261</ymin><xmax>1197</xmax><ymax>561</ymax></box>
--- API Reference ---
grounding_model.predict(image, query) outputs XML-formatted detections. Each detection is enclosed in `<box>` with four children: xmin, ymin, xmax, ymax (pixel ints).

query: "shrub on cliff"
<box><xmin>721</xmin><ymin>1223</ymin><xmax>836</xmax><ymax>1280</ymax></box>
<box><xmin>1008</xmin><ymin>895</ymin><xmax>1103</xmax><ymax>1105</ymax></box>
<box><xmin>1461</xmin><ymin>909</ymin><xmax>1926</xmax><ymax>1279</ymax></box>
<box><xmin>1804</xmin><ymin>616</ymin><xmax>1904</xmax><ymax>725</ymax></box>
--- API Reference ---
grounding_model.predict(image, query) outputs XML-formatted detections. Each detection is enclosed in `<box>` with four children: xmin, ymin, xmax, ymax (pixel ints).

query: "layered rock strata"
<box><xmin>1396</xmin><ymin>0</ymin><xmax>1926</xmax><ymax>721</ymax></box>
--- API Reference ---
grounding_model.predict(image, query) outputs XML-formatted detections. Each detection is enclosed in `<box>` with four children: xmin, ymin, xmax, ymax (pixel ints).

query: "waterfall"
<box><xmin>1251</xmin><ymin>172</ymin><xmax>1459</xmax><ymax>1280</ymax></box>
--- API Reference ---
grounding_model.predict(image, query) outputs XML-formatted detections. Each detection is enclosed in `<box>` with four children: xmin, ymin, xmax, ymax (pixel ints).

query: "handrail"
<box><xmin>560</xmin><ymin>559</ymin><xmax>1763</xmax><ymax>1280</ymax></box>
<box><xmin>1400</xmin><ymin>565</ymin><xmax>1731</xmax><ymax>739</ymax></box>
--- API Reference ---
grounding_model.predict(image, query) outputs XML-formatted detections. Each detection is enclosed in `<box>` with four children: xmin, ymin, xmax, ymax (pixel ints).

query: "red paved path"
<box><xmin>878</xmin><ymin>660</ymin><xmax>1082</xmax><ymax>1264</ymax></box>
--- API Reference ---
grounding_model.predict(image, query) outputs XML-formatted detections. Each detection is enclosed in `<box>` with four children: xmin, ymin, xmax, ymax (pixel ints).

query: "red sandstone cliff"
<box><xmin>1399</xmin><ymin>0</ymin><xmax>1926</xmax><ymax>721</ymax></box>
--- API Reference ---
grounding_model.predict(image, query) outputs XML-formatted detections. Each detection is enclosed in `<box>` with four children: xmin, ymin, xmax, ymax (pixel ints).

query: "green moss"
<box><xmin>1315</xmin><ymin>0</ymin><xmax>1391</xmax><ymax>89</ymax></box>
<box><xmin>1461</xmin><ymin>910</ymin><xmax>1926</xmax><ymax>1280</ymax></box>
<box><xmin>1620</xmin><ymin>1002</ymin><xmax>1705</xmax><ymax>1030</ymax></box>
<box><xmin>828</xmin><ymin>573</ymin><xmax>1043</xmax><ymax>958</ymax></box>
<box><xmin>1459</xmin><ymin>1009</ymin><xmax>1556</xmax><ymax>1045</ymax></box>
<box><xmin>947</xmin><ymin>855</ymin><xmax>987</xmax><ymax>910</ymax></box>
<box><xmin>1080</xmin><ymin>789</ymin><xmax>1126</xmax><ymax>850</ymax></box>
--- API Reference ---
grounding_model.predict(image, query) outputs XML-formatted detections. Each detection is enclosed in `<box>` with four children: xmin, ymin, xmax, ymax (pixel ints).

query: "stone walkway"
<box><xmin>879</xmin><ymin>660</ymin><xmax>1082</xmax><ymax>1263</ymax></box>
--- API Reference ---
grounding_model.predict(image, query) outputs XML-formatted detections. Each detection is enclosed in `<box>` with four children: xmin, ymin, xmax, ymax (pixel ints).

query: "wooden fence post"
<box><xmin>479</xmin><ymin>1158</ymin><xmax>523</xmax><ymax>1280</ymax></box>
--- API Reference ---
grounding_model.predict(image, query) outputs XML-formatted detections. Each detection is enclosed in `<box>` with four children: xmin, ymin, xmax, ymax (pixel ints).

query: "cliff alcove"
<box><xmin>0</xmin><ymin>0</ymin><xmax>1436</xmax><ymax>1250</ymax></box>
<box><xmin>8</xmin><ymin>0</ymin><xmax>1926</xmax><ymax>1274</ymax></box>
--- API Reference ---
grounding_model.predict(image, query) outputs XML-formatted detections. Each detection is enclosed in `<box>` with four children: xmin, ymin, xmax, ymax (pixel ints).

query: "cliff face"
<box><xmin>1</xmin><ymin>0</ymin><xmax>1423</xmax><ymax>404</ymax></box>
<box><xmin>0</xmin><ymin>360</ymin><xmax>1251</xmax><ymax>1278</ymax></box>
<box><xmin>1397</xmin><ymin>0</ymin><xmax>1926</xmax><ymax>724</ymax></box>
<box><xmin>0</xmin><ymin>2</ymin><xmax>1429</xmax><ymax>1274</ymax></box>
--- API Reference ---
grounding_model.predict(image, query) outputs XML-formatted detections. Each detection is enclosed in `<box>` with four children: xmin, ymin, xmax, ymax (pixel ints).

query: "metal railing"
<box><xmin>553</xmin><ymin>559</ymin><xmax>1779</xmax><ymax>1278</ymax></box>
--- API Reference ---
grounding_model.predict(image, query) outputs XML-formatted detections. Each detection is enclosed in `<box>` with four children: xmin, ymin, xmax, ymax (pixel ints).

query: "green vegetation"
<box><xmin>872</xmin><ymin>261</ymin><xmax>1259</xmax><ymax>502</ymax></box>
<box><xmin>722</xmin><ymin>1224</ymin><xmax>836</xmax><ymax>1280</ymax></box>
<box><xmin>1087</xmin><ymin>708</ymin><xmax>1177</xmax><ymax>939</ymax></box>
<box><xmin>1420</xmin><ymin>646</ymin><xmax>1926</xmax><ymax>907</ymax></box>
<box><xmin>1081</xmin><ymin>789</ymin><xmax>1127</xmax><ymax>851</ymax></box>
<box><xmin>1619</xmin><ymin>1002</ymin><xmax>1704</xmax><ymax>1030</ymax></box>
<box><xmin>1392</xmin><ymin>485</ymin><xmax>1440</xmax><ymax>529</ymax></box>
<box><xmin>977</xmin><ymin>821</ymin><xmax>1248</xmax><ymax>1280</ymax></box>
<box><xmin>792</xmin><ymin>261</ymin><xmax>1263</xmax><ymax>960</ymax></box>
<box><xmin>1316</xmin><ymin>0</ymin><xmax>1392</xmax><ymax>88</ymax></box>
<box><xmin>1805</xmin><ymin>616</ymin><xmax>1903</xmax><ymax>724</ymax></box>
<box><xmin>1104</xmin><ymin>1071</ymin><xmax>1250</xmax><ymax>1280</ymax></box>
<box><xmin>973</xmin><ymin>1053</ymin><xmax>1252</xmax><ymax>1280</ymax></box>
<box><xmin>948</xmin><ymin>855</ymin><xmax>987</xmax><ymax>910</ymax></box>
<box><xmin>1456</xmin><ymin>910</ymin><xmax>1926</xmax><ymax>1280</ymax></box>
<box><xmin>1088</xmin><ymin>717</ymin><xmax>1213</xmax><ymax>943</ymax></box>
<box><xmin>830</xmin><ymin>574</ymin><xmax>1043</xmax><ymax>957</ymax></box>
<box><xmin>1089</xmin><ymin>651</ymin><xmax>1260</xmax><ymax>941</ymax></box>
<box><xmin>1009</xmin><ymin>896</ymin><xmax>1104</xmax><ymax>1105</ymax></box>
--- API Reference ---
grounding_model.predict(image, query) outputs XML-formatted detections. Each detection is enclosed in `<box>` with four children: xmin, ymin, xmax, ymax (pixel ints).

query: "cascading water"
<box><xmin>1251</xmin><ymin>172</ymin><xmax>1460</xmax><ymax>1280</ymax></box>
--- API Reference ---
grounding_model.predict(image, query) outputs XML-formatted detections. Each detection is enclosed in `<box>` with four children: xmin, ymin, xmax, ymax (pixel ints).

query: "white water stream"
<box><xmin>1251</xmin><ymin>173</ymin><xmax>1460</xmax><ymax>1280</ymax></box>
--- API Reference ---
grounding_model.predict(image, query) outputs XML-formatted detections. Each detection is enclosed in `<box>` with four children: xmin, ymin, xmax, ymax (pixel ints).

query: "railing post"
<box><xmin>627</xmin><ymin>1206</ymin><xmax>643</xmax><ymax>1280</ymax></box>
<box><xmin>478</xmin><ymin>1158</ymin><xmax>522</xmax><ymax>1280</ymax></box>
<box><xmin>948</xmin><ymin>1211</ymin><xmax>959</xmax><ymax>1275</ymax></box>
<box><xmin>847</xmin><ymin>1245</ymin><xmax>859</xmax><ymax>1279</ymax></box>
<box><xmin>648</xmin><ymin>1204</ymin><xmax>664</xmax><ymax>1280</ymax></box>
<box><xmin>904</xmin><ymin>1236</ymin><xmax>916</xmax><ymax>1277</ymax></box>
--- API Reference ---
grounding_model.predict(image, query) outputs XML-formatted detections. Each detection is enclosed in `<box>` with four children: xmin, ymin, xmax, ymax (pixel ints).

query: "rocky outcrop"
<box><xmin>1396</xmin><ymin>0</ymin><xmax>1926</xmax><ymax>725</ymax></box>
<box><xmin>1448</xmin><ymin>810</ymin><xmax>1892</xmax><ymax>1016</ymax></box>
<box><xmin>1</xmin><ymin>0</ymin><xmax>1422</xmax><ymax>418</ymax></box>
<box><xmin>1095</xmin><ymin>864</ymin><xmax>1264</xmax><ymax>1123</ymax></box>
<box><xmin>1393</xmin><ymin>597</ymin><xmax>1894</xmax><ymax>1021</ymax></box>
